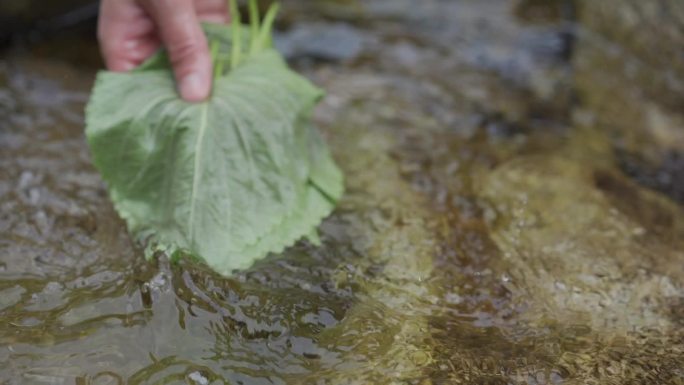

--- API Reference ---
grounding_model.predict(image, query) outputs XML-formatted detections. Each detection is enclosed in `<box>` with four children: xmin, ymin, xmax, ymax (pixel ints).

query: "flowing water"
<box><xmin>1</xmin><ymin>1</ymin><xmax>683</xmax><ymax>384</ymax></box>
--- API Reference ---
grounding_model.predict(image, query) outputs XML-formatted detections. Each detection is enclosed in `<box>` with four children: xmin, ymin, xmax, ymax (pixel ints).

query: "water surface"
<box><xmin>1</xmin><ymin>1</ymin><xmax>683</xmax><ymax>384</ymax></box>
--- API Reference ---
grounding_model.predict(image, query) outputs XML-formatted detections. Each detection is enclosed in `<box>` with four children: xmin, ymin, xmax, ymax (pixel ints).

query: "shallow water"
<box><xmin>1</xmin><ymin>1</ymin><xmax>683</xmax><ymax>384</ymax></box>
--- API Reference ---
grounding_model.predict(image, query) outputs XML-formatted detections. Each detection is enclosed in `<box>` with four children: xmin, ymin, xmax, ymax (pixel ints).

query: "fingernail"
<box><xmin>180</xmin><ymin>73</ymin><xmax>209</xmax><ymax>102</ymax></box>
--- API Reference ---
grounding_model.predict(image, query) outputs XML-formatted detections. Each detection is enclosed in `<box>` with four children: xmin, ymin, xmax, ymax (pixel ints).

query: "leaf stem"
<box><xmin>228</xmin><ymin>0</ymin><xmax>242</xmax><ymax>69</ymax></box>
<box><xmin>248</xmin><ymin>0</ymin><xmax>260</xmax><ymax>54</ymax></box>
<box><xmin>257</xmin><ymin>3</ymin><xmax>280</xmax><ymax>50</ymax></box>
<box><xmin>210</xmin><ymin>40</ymin><xmax>221</xmax><ymax>80</ymax></box>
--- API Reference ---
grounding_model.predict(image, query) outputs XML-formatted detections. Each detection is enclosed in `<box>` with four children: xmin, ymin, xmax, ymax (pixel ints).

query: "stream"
<box><xmin>1</xmin><ymin>0</ymin><xmax>683</xmax><ymax>384</ymax></box>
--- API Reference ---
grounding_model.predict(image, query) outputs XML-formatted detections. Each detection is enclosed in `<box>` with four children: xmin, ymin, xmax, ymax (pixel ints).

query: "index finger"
<box><xmin>142</xmin><ymin>0</ymin><xmax>212</xmax><ymax>102</ymax></box>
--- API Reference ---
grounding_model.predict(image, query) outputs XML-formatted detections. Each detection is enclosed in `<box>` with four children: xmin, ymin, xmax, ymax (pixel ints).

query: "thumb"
<box><xmin>143</xmin><ymin>0</ymin><xmax>212</xmax><ymax>102</ymax></box>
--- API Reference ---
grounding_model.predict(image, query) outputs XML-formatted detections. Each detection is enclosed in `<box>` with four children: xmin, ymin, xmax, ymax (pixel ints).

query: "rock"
<box><xmin>0</xmin><ymin>0</ymin><xmax>97</xmax><ymax>25</ymax></box>
<box><xmin>574</xmin><ymin>0</ymin><xmax>684</xmax><ymax>159</ymax></box>
<box><xmin>275</xmin><ymin>22</ymin><xmax>365</xmax><ymax>62</ymax></box>
<box><xmin>0</xmin><ymin>0</ymin><xmax>98</xmax><ymax>48</ymax></box>
<box><xmin>482</xmin><ymin>154</ymin><xmax>684</xmax><ymax>332</ymax></box>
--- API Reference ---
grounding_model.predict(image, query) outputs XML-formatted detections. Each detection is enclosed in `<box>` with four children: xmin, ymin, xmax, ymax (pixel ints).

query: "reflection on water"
<box><xmin>1</xmin><ymin>0</ymin><xmax>683</xmax><ymax>384</ymax></box>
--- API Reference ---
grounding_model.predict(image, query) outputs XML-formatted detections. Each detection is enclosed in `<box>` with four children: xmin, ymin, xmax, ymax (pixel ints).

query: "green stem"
<box><xmin>216</xmin><ymin>60</ymin><xmax>225</xmax><ymax>80</ymax></box>
<box><xmin>228</xmin><ymin>0</ymin><xmax>242</xmax><ymax>69</ymax></box>
<box><xmin>249</xmin><ymin>0</ymin><xmax>260</xmax><ymax>54</ymax></box>
<box><xmin>256</xmin><ymin>2</ymin><xmax>280</xmax><ymax>51</ymax></box>
<box><xmin>210</xmin><ymin>40</ymin><xmax>221</xmax><ymax>80</ymax></box>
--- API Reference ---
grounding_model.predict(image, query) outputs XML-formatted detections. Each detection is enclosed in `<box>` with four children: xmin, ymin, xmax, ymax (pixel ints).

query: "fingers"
<box><xmin>142</xmin><ymin>0</ymin><xmax>212</xmax><ymax>102</ymax></box>
<box><xmin>195</xmin><ymin>0</ymin><xmax>230</xmax><ymax>24</ymax></box>
<box><xmin>99</xmin><ymin>0</ymin><xmax>227</xmax><ymax>101</ymax></box>
<box><xmin>99</xmin><ymin>0</ymin><xmax>158</xmax><ymax>71</ymax></box>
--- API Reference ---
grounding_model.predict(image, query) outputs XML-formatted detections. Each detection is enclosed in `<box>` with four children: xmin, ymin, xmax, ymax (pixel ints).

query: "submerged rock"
<box><xmin>574</xmin><ymin>0</ymin><xmax>684</xmax><ymax>168</ymax></box>
<box><xmin>483</xmin><ymin>154</ymin><xmax>684</xmax><ymax>332</ymax></box>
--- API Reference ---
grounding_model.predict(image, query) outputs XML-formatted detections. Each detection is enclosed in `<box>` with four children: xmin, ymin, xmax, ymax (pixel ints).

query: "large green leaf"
<box><xmin>85</xmin><ymin>18</ymin><xmax>343</xmax><ymax>275</ymax></box>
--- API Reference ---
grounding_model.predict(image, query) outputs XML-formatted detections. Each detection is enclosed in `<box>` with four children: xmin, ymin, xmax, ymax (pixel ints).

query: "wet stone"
<box><xmin>618</xmin><ymin>149</ymin><xmax>684</xmax><ymax>205</ymax></box>
<box><xmin>275</xmin><ymin>22</ymin><xmax>365</xmax><ymax>62</ymax></box>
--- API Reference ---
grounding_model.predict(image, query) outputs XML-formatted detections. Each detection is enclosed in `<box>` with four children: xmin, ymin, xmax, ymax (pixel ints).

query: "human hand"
<box><xmin>98</xmin><ymin>0</ymin><xmax>230</xmax><ymax>102</ymax></box>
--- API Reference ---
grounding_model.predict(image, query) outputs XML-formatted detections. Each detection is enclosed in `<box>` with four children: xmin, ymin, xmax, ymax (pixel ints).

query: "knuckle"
<box><xmin>166</xmin><ymin>38</ymin><xmax>206</xmax><ymax>74</ymax></box>
<box><xmin>167</xmin><ymin>37</ymin><xmax>201</xmax><ymax>62</ymax></box>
